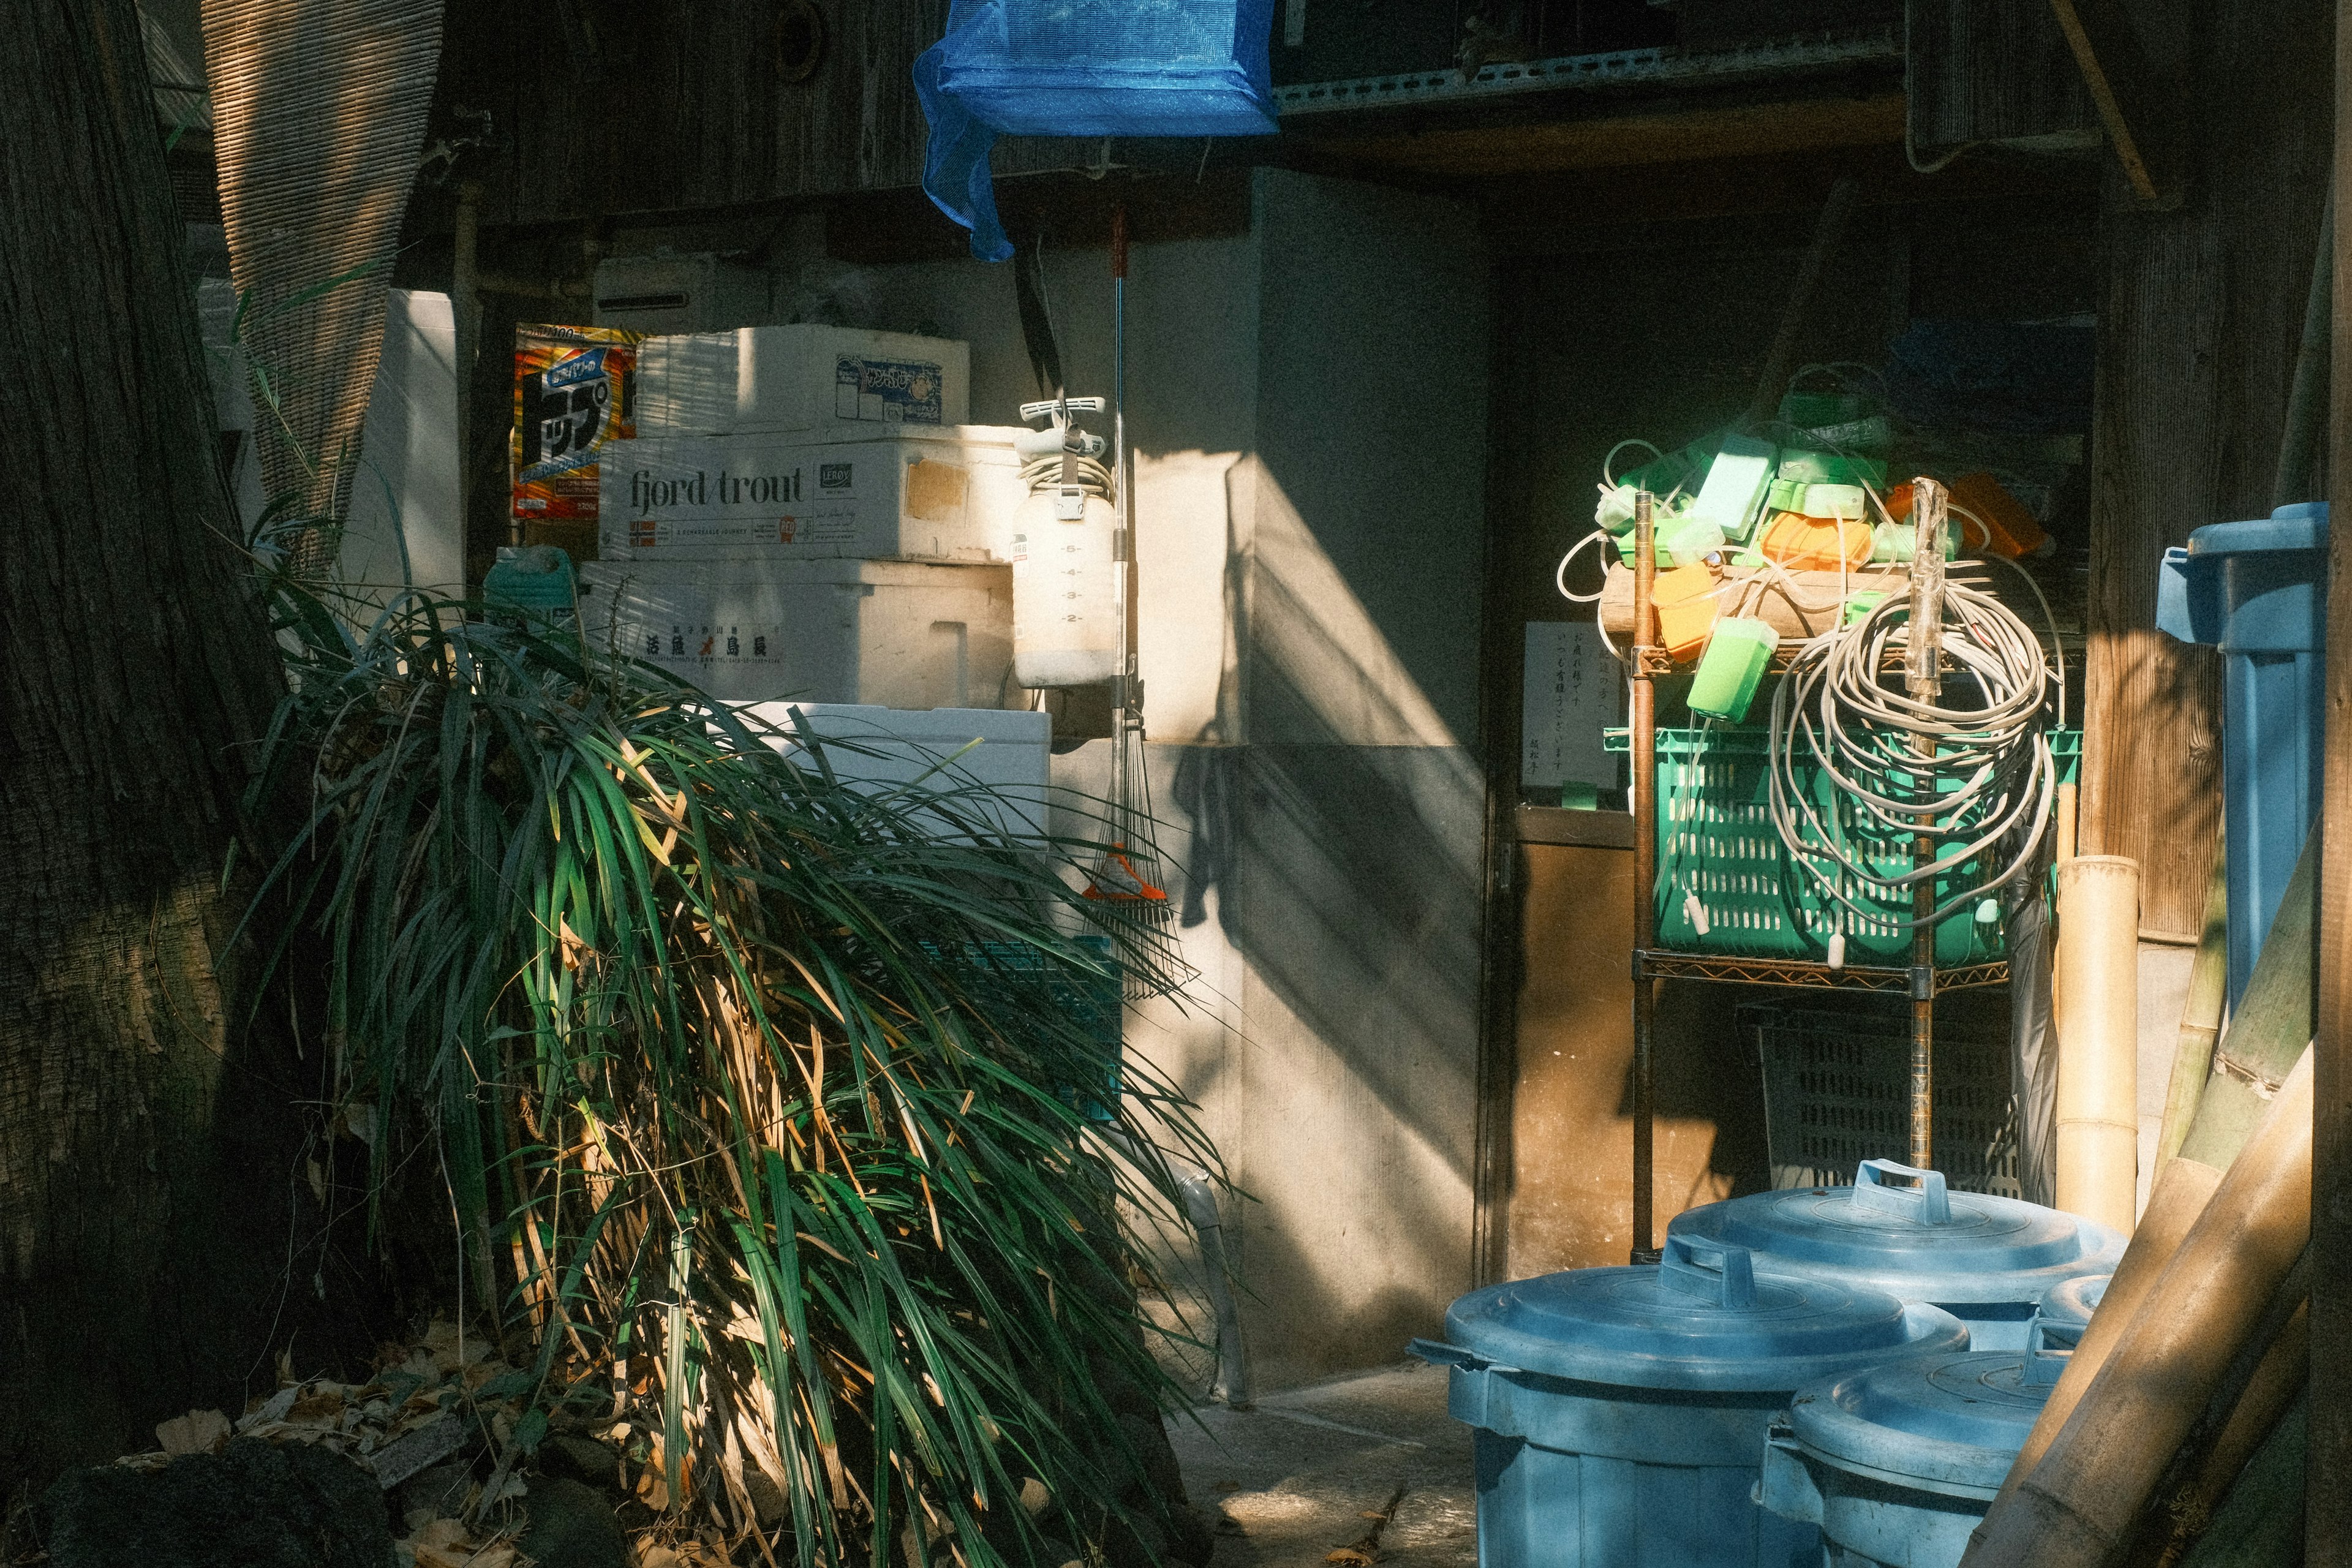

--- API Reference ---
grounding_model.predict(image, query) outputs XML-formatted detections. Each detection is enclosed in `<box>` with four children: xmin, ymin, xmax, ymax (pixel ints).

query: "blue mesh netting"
<box><xmin>915</xmin><ymin>0</ymin><xmax>1279</xmax><ymax>261</ymax></box>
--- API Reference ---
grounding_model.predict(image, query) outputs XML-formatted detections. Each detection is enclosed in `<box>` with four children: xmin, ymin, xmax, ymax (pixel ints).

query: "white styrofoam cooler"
<box><xmin>737</xmin><ymin>703</ymin><xmax>1052</xmax><ymax>842</ymax></box>
<box><xmin>578</xmin><ymin>558</ymin><xmax>1012</xmax><ymax>708</ymax></box>
<box><xmin>598</xmin><ymin>431</ymin><xmax>1024</xmax><ymax>563</ymax></box>
<box><xmin>633</xmin><ymin>325</ymin><xmax>970</xmax><ymax>442</ymax></box>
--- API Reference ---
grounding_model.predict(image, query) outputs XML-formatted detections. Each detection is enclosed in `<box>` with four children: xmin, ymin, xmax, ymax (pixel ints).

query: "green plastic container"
<box><xmin>1689</xmin><ymin>619</ymin><xmax>1779</xmax><ymax>723</ymax></box>
<box><xmin>484</xmin><ymin>545</ymin><xmax>579</xmax><ymax>622</ymax></box>
<box><xmin>1691</xmin><ymin>434</ymin><xmax>1778</xmax><ymax>546</ymax></box>
<box><xmin>1602</xmin><ymin>728</ymin><xmax>2082</xmax><ymax>966</ymax></box>
<box><xmin>1776</xmin><ymin>450</ymin><xmax>1889</xmax><ymax>489</ymax></box>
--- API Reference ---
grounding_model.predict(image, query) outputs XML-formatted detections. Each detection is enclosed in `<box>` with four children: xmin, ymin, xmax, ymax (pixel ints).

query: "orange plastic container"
<box><xmin>1755</xmin><ymin>511</ymin><xmax>1872</xmax><ymax>571</ymax></box>
<box><xmin>1948</xmin><ymin>471</ymin><xmax>2051</xmax><ymax>559</ymax></box>
<box><xmin>1651</xmin><ymin>562</ymin><xmax>1721</xmax><ymax>660</ymax></box>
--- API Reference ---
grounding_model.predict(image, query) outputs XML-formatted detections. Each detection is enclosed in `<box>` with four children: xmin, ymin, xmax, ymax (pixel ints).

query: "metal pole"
<box><xmin>1631</xmin><ymin>491</ymin><xmax>1659</xmax><ymax>1262</ymax></box>
<box><xmin>452</xmin><ymin>180</ymin><xmax>483</xmax><ymax>560</ymax></box>
<box><xmin>1907</xmin><ymin>477</ymin><xmax>1950</xmax><ymax>1170</ymax></box>
<box><xmin>1110</xmin><ymin>206</ymin><xmax>1132</xmax><ymax>820</ymax></box>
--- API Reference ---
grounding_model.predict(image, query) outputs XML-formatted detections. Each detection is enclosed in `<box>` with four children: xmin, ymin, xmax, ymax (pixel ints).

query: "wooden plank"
<box><xmin>2309</xmin><ymin>0</ymin><xmax>2352</xmax><ymax>1548</ymax></box>
<box><xmin>2047</xmin><ymin>0</ymin><xmax>2175</xmax><ymax>202</ymax></box>
<box><xmin>2079</xmin><ymin>0</ymin><xmax>2331</xmax><ymax>940</ymax></box>
<box><xmin>1311</xmin><ymin>91</ymin><xmax>1908</xmax><ymax>178</ymax></box>
<box><xmin>424</xmin><ymin>0</ymin><xmax>944</xmax><ymax>228</ymax></box>
<box><xmin>1507</xmin><ymin>845</ymin><xmax>1760</xmax><ymax>1276</ymax></box>
<box><xmin>1906</xmin><ymin>0</ymin><xmax>2098</xmax><ymax>151</ymax></box>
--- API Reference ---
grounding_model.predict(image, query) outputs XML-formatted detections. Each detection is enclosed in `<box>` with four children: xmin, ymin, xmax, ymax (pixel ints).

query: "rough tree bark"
<box><xmin>0</xmin><ymin>0</ymin><xmax>364</xmax><ymax>1496</ymax></box>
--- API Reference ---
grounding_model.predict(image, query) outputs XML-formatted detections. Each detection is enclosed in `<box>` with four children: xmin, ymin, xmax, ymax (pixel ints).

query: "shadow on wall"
<box><xmin>1139</xmin><ymin>459</ymin><xmax>1484</xmax><ymax>1385</ymax></box>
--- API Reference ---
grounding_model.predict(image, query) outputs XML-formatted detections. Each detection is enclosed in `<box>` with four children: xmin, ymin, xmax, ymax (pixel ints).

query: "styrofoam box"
<box><xmin>578</xmin><ymin>558</ymin><xmax>1012</xmax><ymax>707</ymax></box>
<box><xmin>598</xmin><ymin>430</ymin><xmax>1025</xmax><ymax>563</ymax></box>
<box><xmin>633</xmin><ymin>326</ymin><xmax>971</xmax><ymax>442</ymax></box>
<box><xmin>736</xmin><ymin>703</ymin><xmax>1052</xmax><ymax>842</ymax></box>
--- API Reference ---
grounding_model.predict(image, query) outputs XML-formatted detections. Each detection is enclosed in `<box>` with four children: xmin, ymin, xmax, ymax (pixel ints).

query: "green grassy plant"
<box><xmin>243</xmin><ymin>587</ymin><xmax>1219</xmax><ymax>1565</ymax></box>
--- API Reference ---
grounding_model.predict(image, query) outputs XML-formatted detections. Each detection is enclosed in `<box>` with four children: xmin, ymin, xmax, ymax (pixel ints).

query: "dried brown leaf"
<box><xmin>156</xmin><ymin>1409</ymin><xmax>231</xmax><ymax>1456</ymax></box>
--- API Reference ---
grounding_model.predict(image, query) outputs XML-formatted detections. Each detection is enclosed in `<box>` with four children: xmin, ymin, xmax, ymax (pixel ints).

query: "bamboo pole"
<box><xmin>1985</xmin><ymin>1153</ymin><xmax>2223</xmax><ymax>1506</ymax></box>
<box><xmin>1961</xmin><ymin>1050</ymin><xmax>2313</xmax><ymax>1568</ymax></box>
<box><xmin>2053</xmin><ymin>855</ymin><xmax>2142</xmax><ymax>1232</ymax></box>
<box><xmin>2158</xmin><ymin>849</ymin><xmax>2230</xmax><ymax>1165</ymax></box>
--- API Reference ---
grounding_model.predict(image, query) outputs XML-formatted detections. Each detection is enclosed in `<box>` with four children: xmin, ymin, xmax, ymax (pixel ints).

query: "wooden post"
<box><xmin>2309</xmin><ymin>3</ymin><xmax>2352</xmax><ymax>1553</ymax></box>
<box><xmin>1631</xmin><ymin>491</ymin><xmax>1659</xmax><ymax>1264</ymax></box>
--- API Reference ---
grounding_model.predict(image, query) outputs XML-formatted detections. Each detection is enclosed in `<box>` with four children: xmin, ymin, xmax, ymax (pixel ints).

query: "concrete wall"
<box><xmin>870</xmin><ymin>170</ymin><xmax>1489</xmax><ymax>1387</ymax></box>
<box><xmin>598</xmin><ymin>168</ymin><xmax>1491</xmax><ymax>1388</ymax></box>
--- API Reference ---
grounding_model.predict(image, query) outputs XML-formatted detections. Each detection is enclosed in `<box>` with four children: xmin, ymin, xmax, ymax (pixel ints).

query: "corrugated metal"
<box><xmin>1273</xmin><ymin>28</ymin><xmax>1900</xmax><ymax>116</ymax></box>
<box><xmin>201</xmin><ymin>0</ymin><xmax>440</xmax><ymax>575</ymax></box>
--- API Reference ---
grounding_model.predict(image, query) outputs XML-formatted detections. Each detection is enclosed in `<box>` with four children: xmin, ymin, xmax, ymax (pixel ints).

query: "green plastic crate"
<box><xmin>938</xmin><ymin>935</ymin><xmax>1122</xmax><ymax>1119</ymax></box>
<box><xmin>1604</xmin><ymin>727</ymin><xmax>2081</xmax><ymax>965</ymax></box>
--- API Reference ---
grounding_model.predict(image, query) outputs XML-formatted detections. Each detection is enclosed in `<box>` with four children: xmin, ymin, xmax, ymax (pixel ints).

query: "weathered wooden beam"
<box><xmin>2046</xmin><ymin>0</ymin><xmax>2176</xmax><ymax>203</ymax></box>
<box><xmin>2307</xmin><ymin>0</ymin><xmax>2352</xmax><ymax>1553</ymax></box>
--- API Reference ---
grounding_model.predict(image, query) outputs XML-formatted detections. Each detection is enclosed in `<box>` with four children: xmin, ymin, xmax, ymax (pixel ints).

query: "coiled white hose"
<box><xmin>1020</xmin><ymin>451</ymin><xmax>1117</xmax><ymax>501</ymax></box>
<box><xmin>1765</xmin><ymin>577</ymin><xmax>2057</xmax><ymax>932</ymax></box>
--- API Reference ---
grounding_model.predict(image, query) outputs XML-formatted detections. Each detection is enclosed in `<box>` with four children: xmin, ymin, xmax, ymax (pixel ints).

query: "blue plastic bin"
<box><xmin>2157</xmin><ymin>502</ymin><xmax>2329</xmax><ymax>1008</ymax></box>
<box><xmin>1665</xmin><ymin>1161</ymin><xmax>2123</xmax><ymax>1351</ymax></box>
<box><xmin>2034</xmin><ymin>1273</ymin><xmax>2107</xmax><ymax>1340</ymax></box>
<box><xmin>1758</xmin><ymin>1333</ymin><xmax>2065</xmax><ymax>1568</ymax></box>
<box><xmin>1414</xmin><ymin>1235</ymin><xmax>1966</xmax><ymax>1568</ymax></box>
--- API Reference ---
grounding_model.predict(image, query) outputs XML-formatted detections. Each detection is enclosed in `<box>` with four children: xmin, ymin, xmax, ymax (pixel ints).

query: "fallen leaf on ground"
<box><xmin>156</xmin><ymin>1410</ymin><xmax>230</xmax><ymax>1455</ymax></box>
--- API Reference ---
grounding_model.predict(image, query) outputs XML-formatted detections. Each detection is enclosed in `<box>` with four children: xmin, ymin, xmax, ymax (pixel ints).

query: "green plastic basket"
<box><xmin>938</xmin><ymin>935</ymin><xmax>1122</xmax><ymax>1119</ymax></box>
<box><xmin>1605</xmin><ymin>727</ymin><xmax>2080</xmax><ymax>965</ymax></box>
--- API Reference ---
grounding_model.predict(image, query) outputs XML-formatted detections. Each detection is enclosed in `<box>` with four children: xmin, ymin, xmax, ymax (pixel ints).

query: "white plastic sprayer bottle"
<box><xmin>1009</xmin><ymin>397</ymin><xmax>1121</xmax><ymax>688</ymax></box>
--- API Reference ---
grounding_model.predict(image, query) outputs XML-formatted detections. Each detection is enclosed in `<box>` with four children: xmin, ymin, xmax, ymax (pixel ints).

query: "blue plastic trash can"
<box><xmin>2034</xmin><ymin>1273</ymin><xmax>2107</xmax><ymax>1340</ymax></box>
<box><xmin>1758</xmin><ymin>1330</ymin><xmax>2067</xmax><ymax>1568</ymax></box>
<box><xmin>1414</xmin><ymin>1235</ymin><xmax>1966</xmax><ymax>1568</ymax></box>
<box><xmin>2157</xmin><ymin>501</ymin><xmax>2329</xmax><ymax>1007</ymax></box>
<box><xmin>1665</xmin><ymin>1161</ymin><xmax>2124</xmax><ymax>1351</ymax></box>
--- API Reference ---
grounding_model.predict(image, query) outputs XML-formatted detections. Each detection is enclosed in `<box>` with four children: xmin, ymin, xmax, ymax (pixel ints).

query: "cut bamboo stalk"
<box><xmin>2178</xmin><ymin>834</ymin><xmax>2317</xmax><ymax>1168</ymax></box>
<box><xmin>1988</xmin><ymin>1153</ymin><xmax>2223</xmax><ymax>1503</ymax></box>
<box><xmin>2177</xmin><ymin>1390</ymin><xmax>2307</xmax><ymax>1568</ymax></box>
<box><xmin>1959</xmin><ymin>1049</ymin><xmax>2313</xmax><ymax>1568</ymax></box>
<box><xmin>2158</xmin><ymin>850</ymin><xmax>2230</xmax><ymax>1165</ymax></box>
<box><xmin>2196</xmin><ymin>1296</ymin><xmax>2308</xmax><ymax>1505</ymax></box>
<box><xmin>2053</xmin><ymin>856</ymin><xmax>2141</xmax><ymax>1233</ymax></box>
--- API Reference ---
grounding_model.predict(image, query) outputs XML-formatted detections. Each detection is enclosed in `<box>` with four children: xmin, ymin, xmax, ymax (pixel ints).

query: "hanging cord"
<box><xmin>1765</xmin><ymin>578</ymin><xmax>2057</xmax><ymax>932</ymax></box>
<box><xmin>1020</xmin><ymin>450</ymin><xmax>1117</xmax><ymax>500</ymax></box>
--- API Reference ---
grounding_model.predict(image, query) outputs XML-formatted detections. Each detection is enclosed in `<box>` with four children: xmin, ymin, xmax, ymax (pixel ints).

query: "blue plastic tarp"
<box><xmin>914</xmin><ymin>0</ymin><xmax>1279</xmax><ymax>261</ymax></box>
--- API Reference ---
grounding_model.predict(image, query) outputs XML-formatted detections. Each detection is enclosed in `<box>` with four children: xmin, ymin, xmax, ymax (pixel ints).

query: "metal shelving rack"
<box><xmin>1624</xmin><ymin>485</ymin><xmax>2011</xmax><ymax>1263</ymax></box>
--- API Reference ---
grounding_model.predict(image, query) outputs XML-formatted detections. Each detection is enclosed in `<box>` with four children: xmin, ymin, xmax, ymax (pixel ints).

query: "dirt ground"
<box><xmin>1166</xmin><ymin>1363</ymin><xmax>1476</xmax><ymax>1568</ymax></box>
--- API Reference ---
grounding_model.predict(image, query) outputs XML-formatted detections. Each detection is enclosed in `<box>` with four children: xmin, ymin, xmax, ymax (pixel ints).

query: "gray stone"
<box><xmin>396</xmin><ymin>1459</ymin><xmax>475</xmax><ymax>1523</ymax></box>
<box><xmin>536</xmin><ymin>1433</ymin><xmax>620</xmax><ymax>1491</ymax></box>
<box><xmin>38</xmin><ymin>1439</ymin><xmax>396</xmax><ymax>1568</ymax></box>
<box><xmin>517</xmin><ymin>1477</ymin><xmax>628</xmax><ymax>1568</ymax></box>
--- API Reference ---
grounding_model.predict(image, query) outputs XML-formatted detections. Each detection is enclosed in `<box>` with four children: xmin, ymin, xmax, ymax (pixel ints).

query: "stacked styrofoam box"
<box><xmin>633</xmin><ymin>325</ymin><xmax>972</xmax><ymax>442</ymax></box>
<box><xmin>597</xmin><ymin>428</ymin><xmax>1025</xmax><ymax>564</ymax></box>
<box><xmin>736</xmin><ymin>703</ymin><xmax>1052</xmax><ymax>842</ymax></box>
<box><xmin>578</xmin><ymin>557</ymin><xmax>1012</xmax><ymax>708</ymax></box>
<box><xmin>601</xmin><ymin>326</ymin><xmax>1027</xmax><ymax>712</ymax></box>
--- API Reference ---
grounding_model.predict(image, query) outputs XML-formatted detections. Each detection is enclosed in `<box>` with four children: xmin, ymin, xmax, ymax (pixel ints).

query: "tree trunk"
<box><xmin>0</xmin><ymin>0</ymin><xmax>361</xmax><ymax>1495</ymax></box>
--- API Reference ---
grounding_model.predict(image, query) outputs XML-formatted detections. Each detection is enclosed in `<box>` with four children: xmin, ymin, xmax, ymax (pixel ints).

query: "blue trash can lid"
<box><xmin>1442</xmin><ymin>1235</ymin><xmax>1966</xmax><ymax>1394</ymax></box>
<box><xmin>1786</xmin><ymin>1340</ymin><xmax>2062</xmax><ymax>1496</ymax></box>
<box><xmin>2187</xmin><ymin>501</ymin><xmax>2328</xmax><ymax>557</ymax></box>
<box><xmin>2036</xmin><ymin>1273</ymin><xmax>2108</xmax><ymax>1334</ymax></box>
<box><xmin>1666</xmin><ymin>1161</ymin><xmax>2125</xmax><ymax>1308</ymax></box>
